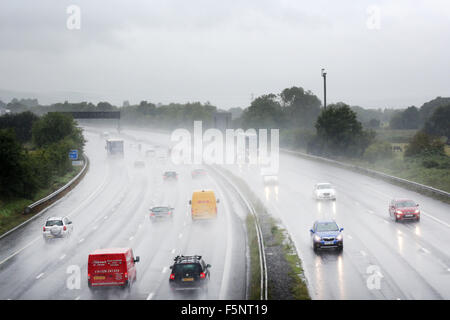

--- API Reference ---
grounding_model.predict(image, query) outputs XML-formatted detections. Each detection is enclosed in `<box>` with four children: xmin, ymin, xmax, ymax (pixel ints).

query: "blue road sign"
<box><xmin>69</xmin><ymin>149</ymin><xmax>78</xmax><ymax>160</ymax></box>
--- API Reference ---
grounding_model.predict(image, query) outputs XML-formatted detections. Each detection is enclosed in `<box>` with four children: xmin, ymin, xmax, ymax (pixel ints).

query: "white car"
<box><xmin>43</xmin><ymin>217</ymin><xmax>73</xmax><ymax>241</ymax></box>
<box><xmin>260</xmin><ymin>167</ymin><xmax>279</xmax><ymax>185</ymax></box>
<box><xmin>313</xmin><ymin>183</ymin><xmax>336</xmax><ymax>200</ymax></box>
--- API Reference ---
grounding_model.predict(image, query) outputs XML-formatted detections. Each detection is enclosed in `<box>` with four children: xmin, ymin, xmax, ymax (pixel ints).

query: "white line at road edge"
<box><xmin>146</xmin><ymin>292</ymin><xmax>154</xmax><ymax>300</ymax></box>
<box><xmin>36</xmin><ymin>273</ymin><xmax>44</xmax><ymax>279</ymax></box>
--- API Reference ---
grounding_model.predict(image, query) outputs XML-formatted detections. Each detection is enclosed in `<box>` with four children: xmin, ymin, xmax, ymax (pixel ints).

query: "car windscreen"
<box><xmin>317</xmin><ymin>184</ymin><xmax>331</xmax><ymax>190</ymax></box>
<box><xmin>173</xmin><ymin>263</ymin><xmax>201</xmax><ymax>274</ymax></box>
<box><xmin>316</xmin><ymin>222</ymin><xmax>339</xmax><ymax>232</ymax></box>
<box><xmin>165</xmin><ymin>172</ymin><xmax>176</xmax><ymax>176</ymax></box>
<box><xmin>396</xmin><ymin>200</ymin><xmax>416</xmax><ymax>208</ymax></box>
<box><xmin>46</xmin><ymin>220</ymin><xmax>63</xmax><ymax>226</ymax></box>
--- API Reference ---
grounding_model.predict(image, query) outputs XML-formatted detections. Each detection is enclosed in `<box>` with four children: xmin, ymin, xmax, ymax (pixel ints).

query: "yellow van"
<box><xmin>189</xmin><ymin>190</ymin><xmax>220</xmax><ymax>220</ymax></box>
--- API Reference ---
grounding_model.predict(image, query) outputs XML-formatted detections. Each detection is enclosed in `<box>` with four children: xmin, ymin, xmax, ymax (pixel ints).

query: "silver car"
<box><xmin>43</xmin><ymin>217</ymin><xmax>73</xmax><ymax>241</ymax></box>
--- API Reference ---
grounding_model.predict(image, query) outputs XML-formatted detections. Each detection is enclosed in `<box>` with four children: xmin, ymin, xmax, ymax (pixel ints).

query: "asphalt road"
<box><xmin>0</xmin><ymin>129</ymin><xmax>247</xmax><ymax>300</ymax></box>
<box><xmin>114</xmin><ymin>125</ymin><xmax>450</xmax><ymax>300</ymax></box>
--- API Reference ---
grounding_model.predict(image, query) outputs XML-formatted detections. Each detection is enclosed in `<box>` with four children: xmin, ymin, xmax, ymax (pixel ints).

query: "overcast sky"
<box><xmin>0</xmin><ymin>0</ymin><xmax>449</xmax><ymax>109</ymax></box>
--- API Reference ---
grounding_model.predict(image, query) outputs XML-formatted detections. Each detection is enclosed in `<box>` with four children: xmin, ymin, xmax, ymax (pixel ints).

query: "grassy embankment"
<box><xmin>0</xmin><ymin>166</ymin><xmax>82</xmax><ymax>236</ymax></box>
<box><xmin>285</xmin><ymin>129</ymin><xmax>450</xmax><ymax>193</ymax></box>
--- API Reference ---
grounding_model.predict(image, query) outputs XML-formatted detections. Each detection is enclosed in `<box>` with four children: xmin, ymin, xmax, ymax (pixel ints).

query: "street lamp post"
<box><xmin>321</xmin><ymin>68</ymin><xmax>327</xmax><ymax>109</ymax></box>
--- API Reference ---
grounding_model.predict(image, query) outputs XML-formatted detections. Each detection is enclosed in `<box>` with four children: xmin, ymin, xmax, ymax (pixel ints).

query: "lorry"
<box><xmin>106</xmin><ymin>138</ymin><xmax>124</xmax><ymax>156</ymax></box>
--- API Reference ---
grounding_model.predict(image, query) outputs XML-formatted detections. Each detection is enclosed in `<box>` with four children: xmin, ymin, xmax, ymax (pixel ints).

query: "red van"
<box><xmin>88</xmin><ymin>248</ymin><xmax>140</xmax><ymax>290</ymax></box>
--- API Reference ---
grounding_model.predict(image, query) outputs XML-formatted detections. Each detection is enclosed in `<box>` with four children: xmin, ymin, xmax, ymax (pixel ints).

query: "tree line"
<box><xmin>0</xmin><ymin>112</ymin><xmax>85</xmax><ymax>200</ymax></box>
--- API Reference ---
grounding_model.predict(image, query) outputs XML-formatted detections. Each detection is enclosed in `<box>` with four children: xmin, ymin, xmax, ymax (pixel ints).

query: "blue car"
<box><xmin>310</xmin><ymin>220</ymin><xmax>344</xmax><ymax>252</ymax></box>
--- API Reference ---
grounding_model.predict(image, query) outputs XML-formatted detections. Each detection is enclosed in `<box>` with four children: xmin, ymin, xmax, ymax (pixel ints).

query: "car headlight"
<box><xmin>415</xmin><ymin>209</ymin><xmax>420</xmax><ymax>213</ymax></box>
<box><xmin>314</xmin><ymin>235</ymin><xmax>321</xmax><ymax>242</ymax></box>
<box><xmin>336</xmin><ymin>234</ymin><xmax>343</xmax><ymax>241</ymax></box>
<box><xmin>396</xmin><ymin>210</ymin><xmax>402</xmax><ymax>214</ymax></box>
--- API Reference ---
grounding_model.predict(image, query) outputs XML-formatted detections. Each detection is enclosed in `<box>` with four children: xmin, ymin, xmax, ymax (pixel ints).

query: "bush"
<box><xmin>404</xmin><ymin>131</ymin><xmax>445</xmax><ymax>157</ymax></box>
<box><xmin>363</xmin><ymin>141</ymin><xmax>394</xmax><ymax>163</ymax></box>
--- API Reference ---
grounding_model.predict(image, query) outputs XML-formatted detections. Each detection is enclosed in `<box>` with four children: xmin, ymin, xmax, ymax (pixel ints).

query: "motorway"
<box><xmin>115</xmin><ymin>126</ymin><xmax>450</xmax><ymax>300</ymax></box>
<box><xmin>1</xmin><ymin>124</ymin><xmax>449</xmax><ymax>300</ymax></box>
<box><xmin>0</xmin><ymin>129</ymin><xmax>247</xmax><ymax>300</ymax></box>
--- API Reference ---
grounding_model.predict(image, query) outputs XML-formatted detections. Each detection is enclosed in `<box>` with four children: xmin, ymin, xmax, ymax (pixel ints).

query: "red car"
<box><xmin>88</xmin><ymin>248</ymin><xmax>140</xmax><ymax>290</ymax></box>
<box><xmin>389</xmin><ymin>199</ymin><xmax>420</xmax><ymax>222</ymax></box>
<box><xmin>191</xmin><ymin>168</ymin><xmax>207</xmax><ymax>179</ymax></box>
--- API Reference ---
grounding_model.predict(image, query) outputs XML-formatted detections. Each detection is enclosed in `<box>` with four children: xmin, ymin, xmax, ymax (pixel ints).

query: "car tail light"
<box><xmin>170</xmin><ymin>273</ymin><xmax>175</xmax><ymax>280</ymax></box>
<box><xmin>63</xmin><ymin>226</ymin><xmax>67</xmax><ymax>231</ymax></box>
<box><xmin>124</xmin><ymin>272</ymin><xmax>128</xmax><ymax>279</ymax></box>
<box><xmin>43</xmin><ymin>227</ymin><xmax>46</xmax><ymax>232</ymax></box>
<box><xmin>87</xmin><ymin>273</ymin><xmax>91</xmax><ymax>280</ymax></box>
<box><xmin>168</xmin><ymin>211</ymin><xmax>172</xmax><ymax>215</ymax></box>
<box><xmin>150</xmin><ymin>212</ymin><xmax>155</xmax><ymax>216</ymax></box>
<box><xmin>200</xmin><ymin>272</ymin><xmax>206</xmax><ymax>279</ymax></box>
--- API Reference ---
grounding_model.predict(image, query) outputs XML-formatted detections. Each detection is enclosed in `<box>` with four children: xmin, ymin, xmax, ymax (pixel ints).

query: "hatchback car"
<box><xmin>389</xmin><ymin>199</ymin><xmax>420</xmax><ymax>222</ymax></box>
<box><xmin>149</xmin><ymin>206</ymin><xmax>174</xmax><ymax>222</ymax></box>
<box><xmin>163</xmin><ymin>171</ymin><xmax>178</xmax><ymax>181</ymax></box>
<box><xmin>310</xmin><ymin>220</ymin><xmax>343</xmax><ymax>252</ymax></box>
<box><xmin>169</xmin><ymin>255</ymin><xmax>211</xmax><ymax>291</ymax></box>
<box><xmin>313</xmin><ymin>183</ymin><xmax>336</xmax><ymax>200</ymax></box>
<box><xmin>43</xmin><ymin>216</ymin><xmax>73</xmax><ymax>241</ymax></box>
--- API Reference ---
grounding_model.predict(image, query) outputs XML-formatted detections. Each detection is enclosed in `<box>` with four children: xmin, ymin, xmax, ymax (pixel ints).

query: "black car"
<box><xmin>149</xmin><ymin>206</ymin><xmax>174</xmax><ymax>222</ymax></box>
<box><xmin>169</xmin><ymin>255</ymin><xmax>211</xmax><ymax>291</ymax></box>
<box><xmin>163</xmin><ymin>171</ymin><xmax>178</xmax><ymax>181</ymax></box>
<box><xmin>310</xmin><ymin>220</ymin><xmax>344</xmax><ymax>252</ymax></box>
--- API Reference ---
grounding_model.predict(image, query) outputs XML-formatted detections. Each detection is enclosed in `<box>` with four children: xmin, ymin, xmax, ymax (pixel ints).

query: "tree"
<box><xmin>32</xmin><ymin>112</ymin><xmax>84</xmax><ymax>150</ymax></box>
<box><xmin>241</xmin><ymin>94</ymin><xmax>284</xmax><ymax>129</ymax></box>
<box><xmin>0</xmin><ymin>111</ymin><xmax>39</xmax><ymax>143</ymax></box>
<box><xmin>404</xmin><ymin>131</ymin><xmax>445</xmax><ymax>157</ymax></box>
<box><xmin>423</xmin><ymin>104</ymin><xmax>450</xmax><ymax>142</ymax></box>
<box><xmin>311</xmin><ymin>103</ymin><xmax>375</xmax><ymax>157</ymax></box>
<box><xmin>280</xmin><ymin>87</ymin><xmax>321</xmax><ymax>128</ymax></box>
<box><xmin>389</xmin><ymin>106</ymin><xmax>420</xmax><ymax>129</ymax></box>
<box><xmin>0</xmin><ymin>129</ymin><xmax>37</xmax><ymax>198</ymax></box>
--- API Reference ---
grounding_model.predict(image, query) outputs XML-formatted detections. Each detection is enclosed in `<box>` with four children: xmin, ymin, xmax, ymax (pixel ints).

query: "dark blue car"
<box><xmin>310</xmin><ymin>220</ymin><xmax>344</xmax><ymax>252</ymax></box>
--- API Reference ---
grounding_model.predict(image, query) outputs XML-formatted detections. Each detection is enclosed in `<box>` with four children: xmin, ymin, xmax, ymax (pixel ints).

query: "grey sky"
<box><xmin>0</xmin><ymin>0</ymin><xmax>449</xmax><ymax>109</ymax></box>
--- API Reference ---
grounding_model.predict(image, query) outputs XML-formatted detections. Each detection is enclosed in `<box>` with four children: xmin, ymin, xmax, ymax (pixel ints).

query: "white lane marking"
<box><xmin>104</xmin><ymin>216</ymin><xmax>108</xmax><ymax>220</ymax></box>
<box><xmin>79</xmin><ymin>238</ymin><xmax>84</xmax><ymax>243</ymax></box>
<box><xmin>129</xmin><ymin>236</ymin><xmax>134</xmax><ymax>241</ymax></box>
<box><xmin>138</xmin><ymin>224</ymin><xmax>142</xmax><ymax>229</ymax></box>
<box><xmin>92</xmin><ymin>225</ymin><xmax>98</xmax><ymax>230</ymax></box>
<box><xmin>421</xmin><ymin>211</ymin><xmax>450</xmax><ymax>228</ymax></box>
<box><xmin>146</xmin><ymin>292</ymin><xmax>154</xmax><ymax>300</ymax></box>
<box><xmin>36</xmin><ymin>273</ymin><xmax>44</xmax><ymax>279</ymax></box>
<box><xmin>367</xmin><ymin>210</ymin><xmax>374</xmax><ymax>214</ymax></box>
<box><xmin>421</xmin><ymin>247</ymin><xmax>430</xmax><ymax>254</ymax></box>
<box><xmin>347</xmin><ymin>235</ymin><xmax>353</xmax><ymax>240</ymax></box>
<box><xmin>60</xmin><ymin>254</ymin><xmax>66</xmax><ymax>260</ymax></box>
<box><xmin>360</xmin><ymin>250</ymin><xmax>367</xmax><ymax>257</ymax></box>
<box><xmin>162</xmin><ymin>267</ymin><xmax>168</xmax><ymax>273</ymax></box>
<box><xmin>0</xmin><ymin>237</ymin><xmax>40</xmax><ymax>266</ymax></box>
<box><xmin>178</xmin><ymin>233</ymin><xmax>183</xmax><ymax>239</ymax></box>
<box><xmin>171</xmin><ymin>249</ymin><xmax>176</xmax><ymax>254</ymax></box>
<box><xmin>384</xmin><ymin>220</ymin><xmax>389</xmax><ymax>224</ymax></box>
<box><xmin>74</xmin><ymin>296</ymin><xmax>80</xmax><ymax>300</ymax></box>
